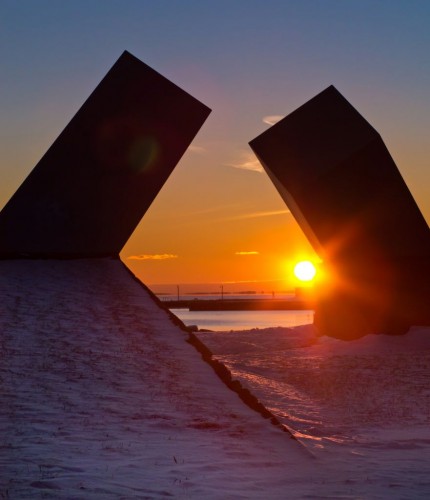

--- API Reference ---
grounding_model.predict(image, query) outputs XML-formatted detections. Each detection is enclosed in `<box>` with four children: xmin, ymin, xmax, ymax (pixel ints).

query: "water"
<box><xmin>169</xmin><ymin>308</ymin><xmax>314</xmax><ymax>331</ymax></box>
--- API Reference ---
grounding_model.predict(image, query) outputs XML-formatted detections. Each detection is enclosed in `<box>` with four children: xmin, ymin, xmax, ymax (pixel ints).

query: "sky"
<box><xmin>1</xmin><ymin>0</ymin><xmax>429</xmax><ymax>292</ymax></box>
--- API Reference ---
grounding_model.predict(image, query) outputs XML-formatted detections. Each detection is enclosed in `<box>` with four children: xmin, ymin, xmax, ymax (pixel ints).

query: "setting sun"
<box><xmin>294</xmin><ymin>260</ymin><xmax>317</xmax><ymax>282</ymax></box>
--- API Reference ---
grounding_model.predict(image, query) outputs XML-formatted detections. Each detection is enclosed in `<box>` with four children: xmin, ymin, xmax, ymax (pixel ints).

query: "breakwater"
<box><xmin>162</xmin><ymin>298</ymin><xmax>315</xmax><ymax>311</ymax></box>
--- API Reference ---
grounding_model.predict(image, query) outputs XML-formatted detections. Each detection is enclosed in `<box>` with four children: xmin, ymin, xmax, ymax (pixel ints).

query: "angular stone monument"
<box><xmin>250</xmin><ymin>85</ymin><xmax>430</xmax><ymax>338</ymax></box>
<box><xmin>0</xmin><ymin>51</ymin><xmax>211</xmax><ymax>257</ymax></box>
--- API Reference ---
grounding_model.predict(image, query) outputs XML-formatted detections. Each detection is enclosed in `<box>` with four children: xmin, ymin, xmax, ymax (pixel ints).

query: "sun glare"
<box><xmin>294</xmin><ymin>260</ymin><xmax>317</xmax><ymax>282</ymax></box>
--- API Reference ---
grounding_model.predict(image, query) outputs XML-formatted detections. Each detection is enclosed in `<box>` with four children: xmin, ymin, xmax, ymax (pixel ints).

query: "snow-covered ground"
<box><xmin>198</xmin><ymin>325</ymin><xmax>430</xmax><ymax>498</ymax></box>
<box><xmin>1</xmin><ymin>259</ymin><xmax>314</xmax><ymax>499</ymax></box>
<box><xmin>1</xmin><ymin>258</ymin><xmax>429</xmax><ymax>498</ymax></box>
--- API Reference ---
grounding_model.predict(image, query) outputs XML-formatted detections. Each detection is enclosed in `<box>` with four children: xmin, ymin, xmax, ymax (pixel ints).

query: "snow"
<box><xmin>1</xmin><ymin>259</ymin><xmax>311</xmax><ymax>499</ymax></box>
<box><xmin>198</xmin><ymin>325</ymin><xmax>430</xmax><ymax>498</ymax></box>
<box><xmin>2</xmin><ymin>258</ymin><xmax>430</xmax><ymax>498</ymax></box>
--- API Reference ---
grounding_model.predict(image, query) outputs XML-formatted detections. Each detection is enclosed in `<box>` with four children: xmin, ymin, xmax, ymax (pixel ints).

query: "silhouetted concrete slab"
<box><xmin>0</xmin><ymin>51</ymin><xmax>210</xmax><ymax>257</ymax></box>
<box><xmin>250</xmin><ymin>86</ymin><xmax>430</xmax><ymax>338</ymax></box>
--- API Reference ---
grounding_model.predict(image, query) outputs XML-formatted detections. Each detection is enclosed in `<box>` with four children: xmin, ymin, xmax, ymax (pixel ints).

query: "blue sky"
<box><xmin>1</xmin><ymin>1</ymin><xmax>429</xmax><ymax>285</ymax></box>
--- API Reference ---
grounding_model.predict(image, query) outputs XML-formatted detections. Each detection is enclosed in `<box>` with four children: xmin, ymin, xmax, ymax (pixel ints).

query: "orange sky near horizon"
<box><xmin>121</xmin><ymin>147</ymin><xmax>319</xmax><ymax>291</ymax></box>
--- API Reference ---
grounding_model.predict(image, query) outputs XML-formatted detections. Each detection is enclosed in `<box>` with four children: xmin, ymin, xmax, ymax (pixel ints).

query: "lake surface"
<box><xmin>169</xmin><ymin>308</ymin><xmax>314</xmax><ymax>331</ymax></box>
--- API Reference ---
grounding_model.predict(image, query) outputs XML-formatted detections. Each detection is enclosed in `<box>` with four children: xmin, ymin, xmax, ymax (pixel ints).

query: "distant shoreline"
<box><xmin>162</xmin><ymin>298</ymin><xmax>315</xmax><ymax>311</ymax></box>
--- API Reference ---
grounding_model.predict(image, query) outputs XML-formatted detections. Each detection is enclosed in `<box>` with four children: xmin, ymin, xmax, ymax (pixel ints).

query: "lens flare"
<box><xmin>128</xmin><ymin>136</ymin><xmax>159</xmax><ymax>172</ymax></box>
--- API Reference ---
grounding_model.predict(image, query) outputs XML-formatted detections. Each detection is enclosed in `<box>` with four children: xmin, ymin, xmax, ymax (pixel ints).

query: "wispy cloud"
<box><xmin>188</xmin><ymin>144</ymin><xmax>206</xmax><ymax>154</ymax></box>
<box><xmin>225</xmin><ymin>151</ymin><xmax>263</xmax><ymax>173</ymax></box>
<box><xmin>235</xmin><ymin>251</ymin><xmax>260</xmax><ymax>255</ymax></box>
<box><xmin>127</xmin><ymin>254</ymin><xmax>178</xmax><ymax>260</ymax></box>
<box><xmin>262</xmin><ymin>115</ymin><xmax>284</xmax><ymax>125</ymax></box>
<box><xmin>226</xmin><ymin>209</ymin><xmax>291</xmax><ymax>221</ymax></box>
<box><xmin>223</xmin><ymin>278</ymin><xmax>285</xmax><ymax>284</ymax></box>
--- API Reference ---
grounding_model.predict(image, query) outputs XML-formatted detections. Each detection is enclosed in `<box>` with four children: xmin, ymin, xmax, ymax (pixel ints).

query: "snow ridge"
<box><xmin>1</xmin><ymin>259</ymin><xmax>311</xmax><ymax>499</ymax></box>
